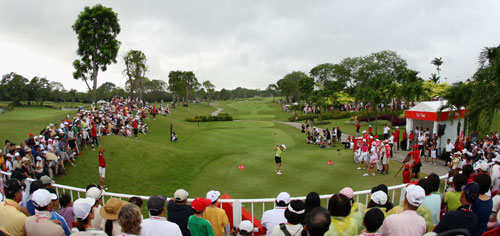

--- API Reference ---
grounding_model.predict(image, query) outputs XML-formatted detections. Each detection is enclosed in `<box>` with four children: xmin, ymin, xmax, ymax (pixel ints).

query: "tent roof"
<box><xmin>408</xmin><ymin>100</ymin><xmax>455</xmax><ymax>113</ymax></box>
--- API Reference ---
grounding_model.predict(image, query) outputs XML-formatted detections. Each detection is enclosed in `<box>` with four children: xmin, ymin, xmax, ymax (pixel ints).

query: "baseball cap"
<box><xmin>86</xmin><ymin>187</ymin><xmax>104</xmax><ymax>200</ymax></box>
<box><xmin>276</xmin><ymin>192</ymin><xmax>290</xmax><ymax>204</ymax></box>
<box><xmin>281</xmin><ymin>144</ymin><xmax>286</xmax><ymax>149</ymax></box>
<box><xmin>462</xmin><ymin>182</ymin><xmax>480</xmax><ymax>203</ymax></box>
<box><xmin>40</xmin><ymin>175</ymin><xmax>53</xmax><ymax>185</ymax></box>
<box><xmin>206</xmin><ymin>190</ymin><xmax>220</xmax><ymax>203</ymax></box>
<box><xmin>22</xmin><ymin>157</ymin><xmax>29</xmax><ymax>162</ymax></box>
<box><xmin>339</xmin><ymin>187</ymin><xmax>354</xmax><ymax>199</ymax></box>
<box><xmin>239</xmin><ymin>220</ymin><xmax>254</xmax><ymax>233</ymax></box>
<box><xmin>405</xmin><ymin>185</ymin><xmax>425</xmax><ymax>207</ymax></box>
<box><xmin>371</xmin><ymin>191</ymin><xmax>388</xmax><ymax>205</ymax></box>
<box><xmin>32</xmin><ymin>189</ymin><xmax>57</xmax><ymax>208</ymax></box>
<box><xmin>14</xmin><ymin>152</ymin><xmax>20</xmax><ymax>157</ymax></box>
<box><xmin>29</xmin><ymin>132</ymin><xmax>33</xmax><ymax>136</ymax></box>
<box><xmin>148</xmin><ymin>195</ymin><xmax>167</xmax><ymax>215</ymax></box>
<box><xmin>478</xmin><ymin>162</ymin><xmax>489</xmax><ymax>171</ymax></box>
<box><xmin>191</xmin><ymin>198</ymin><xmax>211</xmax><ymax>212</ymax></box>
<box><xmin>174</xmin><ymin>189</ymin><xmax>189</xmax><ymax>202</ymax></box>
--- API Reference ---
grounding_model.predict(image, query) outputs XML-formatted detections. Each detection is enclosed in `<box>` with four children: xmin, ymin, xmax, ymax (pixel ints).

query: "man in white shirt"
<box><xmin>490</xmin><ymin>155</ymin><xmax>500</xmax><ymax>193</ymax></box>
<box><xmin>261</xmin><ymin>192</ymin><xmax>290</xmax><ymax>236</ymax></box>
<box><xmin>383</xmin><ymin>124</ymin><xmax>390</xmax><ymax>140</ymax></box>
<box><xmin>445</xmin><ymin>139</ymin><xmax>455</xmax><ymax>166</ymax></box>
<box><xmin>141</xmin><ymin>195</ymin><xmax>182</xmax><ymax>236</ymax></box>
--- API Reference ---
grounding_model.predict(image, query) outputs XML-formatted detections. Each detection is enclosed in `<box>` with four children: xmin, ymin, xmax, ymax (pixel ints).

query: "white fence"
<box><xmin>0</xmin><ymin>170</ymin><xmax>449</xmax><ymax>228</ymax></box>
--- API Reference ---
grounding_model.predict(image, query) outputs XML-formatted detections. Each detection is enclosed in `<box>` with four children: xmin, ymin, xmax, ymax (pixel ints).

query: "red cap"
<box><xmin>191</xmin><ymin>198</ymin><xmax>211</xmax><ymax>212</ymax></box>
<box><xmin>29</xmin><ymin>133</ymin><xmax>33</xmax><ymax>136</ymax></box>
<box><xmin>412</xmin><ymin>144</ymin><xmax>419</xmax><ymax>149</ymax></box>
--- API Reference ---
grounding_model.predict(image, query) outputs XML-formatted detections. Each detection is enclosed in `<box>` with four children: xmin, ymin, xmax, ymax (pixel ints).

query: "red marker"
<box><xmin>238</xmin><ymin>164</ymin><xmax>245</xmax><ymax>170</ymax></box>
<box><xmin>327</xmin><ymin>160</ymin><xmax>333</xmax><ymax>165</ymax></box>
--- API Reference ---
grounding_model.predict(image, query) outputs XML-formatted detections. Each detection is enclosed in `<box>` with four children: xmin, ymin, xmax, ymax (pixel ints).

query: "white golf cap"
<box><xmin>86</xmin><ymin>187</ymin><xmax>104</xmax><ymax>200</ymax></box>
<box><xmin>371</xmin><ymin>191</ymin><xmax>388</xmax><ymax>205</ymax></box>
<box><xmin>281</xmin><ymin>144</ymin><xmax>286</xmax><ymax>149</ymax></box>
<box><xmin>478</xmin><ymin>161</ymin><xmax>489</xmax><ymax>172</ymax></box>
<box><xmin>406</xmin><ymin>185</ymin><xmax>425</xmax><ymax>207</ymax></box>
<box><xmin>239</xmin><ymin>220</ymin><xmax>254</xmax><ymax>233</ymax></box>
<box><xmin>494</xmin><ymin>155</ymin><xmax>500</xmax><ymax>163</ymax></box>
<box><xmin>276</xmin><ymin>192</ymin><xmax>290</xmax><ymax>204</ymax></box>
<box><xmin>32</xmin><ymin>189</ymin><xmax>57</xmax><ymax>208</ymax></box>
<box><xmin>206</xmin><ymin>190</ymin><xmax>221</xmax><ymax>203</ymax></box>
<box><xmin>73</xmin><ymin>197</ymin><xmax>96</xmax><ymax>220</ymax></box>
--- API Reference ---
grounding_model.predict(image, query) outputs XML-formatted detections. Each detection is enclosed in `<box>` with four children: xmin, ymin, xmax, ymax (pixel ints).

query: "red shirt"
<box><xmin>384</xmin><ymin>144</ymin><xmax>391</xmax><ymax>157</ymax></box>
<box><xmin>133</xmin><ymin>121</ymin><xmax>138</xmax><ymax>129</ymax></box>
<box><xmin>393</xmin><ymin>130</ymin><xmax>400</xmax><ymax>140</ymax></box>
<box><xmin>409</xmin><ymin>133</ymin><xmax>415</xmax><ymax>140</ymax></box>
<box><xmin>411</xmin><ymin>149</ymin><xmax>421</xmax><ymax>164</ymax></box>
<box><xmin>91</xmin><ymin>126</ymin><xmax>97</xmax><ymax>137</ymax></box>
<box><xmin>369</xmin><ymin>127</ymin><xmax>373</xmax><ymax>133</ymax></box>
<box><xmin>98</xmin><ymin>153</ymin><xmax>106</xmax><ymax>167</ymax></box>
<box><xmin>403</xmin><ymin>132</ymin><xmax>408</xmax><ymax>140</ymax></box>
<box><xmin>356</xmin><ymin>123</ymin><xmax>361</xmax><ymax>130</ymax></box>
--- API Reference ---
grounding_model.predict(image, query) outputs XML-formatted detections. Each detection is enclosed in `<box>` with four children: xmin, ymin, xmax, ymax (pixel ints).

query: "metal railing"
<box><xmin>0</xmin><ymin>169</ymin><xmax>454</xmax><ymax>229</ymax></box>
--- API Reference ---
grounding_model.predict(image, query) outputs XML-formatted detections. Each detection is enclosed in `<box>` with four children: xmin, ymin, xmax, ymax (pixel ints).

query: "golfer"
<box><xmin>98</xmin><ymin>148</ymin><xmax>107</xmax><ymax>190</ymax></box>
<box><xmin>274</xmin><ymin>144</ymin><xmax>286</xmax><ymax>175</ymax></box>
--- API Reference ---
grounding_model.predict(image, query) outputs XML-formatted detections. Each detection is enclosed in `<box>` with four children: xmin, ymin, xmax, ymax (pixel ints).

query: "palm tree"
<box><xmin>439</xmin><ymin>82</ymin><xmax>471</xmax><ymax>136</ymax></box>
<box><xmin>431</xmin><ymin>57</ymin><xmax>443</xmax><ymax>78</ymax></box>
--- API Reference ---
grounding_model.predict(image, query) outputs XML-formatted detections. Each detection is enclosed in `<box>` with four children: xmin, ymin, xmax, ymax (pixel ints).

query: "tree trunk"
<box><xmin>92</xmin><ymin>65</ymin><xmax>99</xmax><ymax>105</ymax></box>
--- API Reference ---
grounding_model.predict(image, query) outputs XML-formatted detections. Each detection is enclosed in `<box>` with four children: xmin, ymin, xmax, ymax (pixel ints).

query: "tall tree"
<box><xmin>27</xmin><ymin>77</ymin><xmax>50</xmax><ymax>105</ymax></box>
<box><xmin>277</xmin><ymin>71</ymin><xmax>306</xmax><ymax>103</ymax></box>
<box><xmin>298</xmin><ymin>76</ymin><xmax>314</xmax><ymax>103</ymax></box>
<box><xmin>431</xmin><ymin>57</ymin><xmax>444</xmax><ymax>78</ymax></box>
<box><xmin>440</xmin><ymin>82</ymin><xmax>471</xmax><ymax>136</ymax></box>
<box><xmin>49</xmin><ymin>81</ymin><xmax>65</xmax><ymax>102</ymax></box>
<box><xmin>266</xmin><ymin>84</ymin><xmax>278</xmax><ymax>102</ymax></box>
<box><xmin>72</xmin><ymin>4</ymin><xmax>121</xmax><ymax>105</ymax></box>
<box><xmin>202</xmin><ymin>80</ymin><xmax>215</xmax><ymax>102</ymax></box>
<box><xmin>168</xmin><ymin>71</ymin><xmax>186</xmax><ymax>105</ymax></box>
<box><xmin>123</xmin><ymin>50</ymin><xmax>148</xmax><ymax>100</ymax></box>
<box><xmin>182</xmin><ymin>71</ymin><xmax>198</xmax><ymax>102</ymax></box>
<box><xmin>1</xmin><ymin>73</ymin><xmax>29</xmax><ymax>105</ymax></box>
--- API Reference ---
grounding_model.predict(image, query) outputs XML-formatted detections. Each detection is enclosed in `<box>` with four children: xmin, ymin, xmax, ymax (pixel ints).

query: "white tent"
<box><xmin>405</xmin><ymin>100</ymin><xmax>466</xmax><ymax>151</ymax></box>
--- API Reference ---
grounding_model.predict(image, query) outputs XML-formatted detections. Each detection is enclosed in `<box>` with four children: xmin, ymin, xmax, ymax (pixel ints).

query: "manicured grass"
<box><xmin>51</xmin><ymin>98</ymin><xmax>405</xmax><ymax>201</ymax></box>
<box><xmin>0</xmin><ymin>107</ymin><xmax>75</xmax><ymax>144</ymax></box>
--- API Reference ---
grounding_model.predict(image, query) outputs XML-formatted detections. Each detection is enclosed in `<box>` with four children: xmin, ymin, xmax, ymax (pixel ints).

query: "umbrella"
<box><xmin>97</xmin><ymin>100</ymin><xmax>107</xmax><ymax>104</ymax></box>
<box><xmin>45</xmin><ymin>152</ymin><xmax>58</xmax><ymax>161</ymax></box>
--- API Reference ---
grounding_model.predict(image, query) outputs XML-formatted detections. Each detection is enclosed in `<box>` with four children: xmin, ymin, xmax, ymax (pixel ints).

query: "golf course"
<box><xmin>1</xmin><ymin>98</ymin><xmax>408</xmax><ymax>200</ymax></box>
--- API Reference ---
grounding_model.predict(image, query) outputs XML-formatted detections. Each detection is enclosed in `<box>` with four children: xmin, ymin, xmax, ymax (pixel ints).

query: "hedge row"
<box><xmin>289</xmin><ymin>111</ymin><xmax>354</xmax><ymax>122</ymax></box>
<box><xmin>358</xmin><ymin>114</ymin><xmax>406</xmax><ymax>126</ymax></box>
<box><xmin>291</xmin><ymin>111</ymin><xmax>406</xmax><ymax>126</ymax></box>
<box><xmin>185</xmin><ymin>113</ymin><xmax>233</xmax><ymax>122</ymax></box>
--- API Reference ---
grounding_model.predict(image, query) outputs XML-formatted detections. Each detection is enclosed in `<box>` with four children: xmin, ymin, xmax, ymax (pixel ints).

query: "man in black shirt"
<box><xmin>168</xmin><ymin>189</ymin><xmax>194</xmax><ymax>236</ymax></box>
<box><xmin>434</xmin><ymin>182</ymin><xmax>480</xmax><ymax>235</ymax></box>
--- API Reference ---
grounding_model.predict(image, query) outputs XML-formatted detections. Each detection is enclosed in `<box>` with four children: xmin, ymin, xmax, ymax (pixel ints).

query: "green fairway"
<box><xmin>0</xmin><ymin>107</ymin><xmax>76</xmax><ymax>144</ymax></box>
<box><xmin>2</xmin><ymin>99</ymin><xmax>406</xmax><ymax>200</ymax></box>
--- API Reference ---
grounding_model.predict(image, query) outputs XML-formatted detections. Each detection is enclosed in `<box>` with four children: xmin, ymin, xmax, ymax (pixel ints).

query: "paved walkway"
<box><xmin>279</xmin><ymin>121</ymin><xmax>449</xmax><ymax>176</ymax></box>
<box><xmin>211</xmin><ymin>108</ymin><xmax>224</xmax><ymax>116</ymax></box>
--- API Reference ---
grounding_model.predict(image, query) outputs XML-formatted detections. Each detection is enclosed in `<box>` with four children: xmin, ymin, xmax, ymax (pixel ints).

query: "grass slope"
<box><xmin>2</xmin><ymin>99</ymin><xmax>405</xmax><ymax>201</ymax></box>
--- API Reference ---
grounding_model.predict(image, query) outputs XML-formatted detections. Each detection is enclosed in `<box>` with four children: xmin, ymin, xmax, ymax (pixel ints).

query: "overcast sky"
<box><xmin>1</xmin><ymin>0</ymin><xmax>499</xmax><ymax>92</ymax></box>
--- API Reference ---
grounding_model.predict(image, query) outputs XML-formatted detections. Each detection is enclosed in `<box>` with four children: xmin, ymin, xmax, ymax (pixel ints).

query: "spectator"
<box><xmin>444</xmin><ymin>173</ymin><xmax>467</xmax><ymax>212</ymax></box>
<box><xmin>100</xmin><ymin>197</ymin><xmax>126</xmax><ymax>236</ymax></box>
<box><xmin>304</xmin><ymin>207</ymin><xmax>330</xmax><ymax>236</ymax></box>
<box><xmin>58</xmin><ymin>193</ymin><xmax>75</xmax><ymax>229</ymax></box>
<box><xmin>118</xmin><ymin>203</ymin><xmax>142</xmax><ymax>236</ymax></box>
<box><xmin>339</xmin><ymin>187</ymin><xmax>365</xmax><ymax>214</ymax></box>
<box><xmin>40</xmin><ymin>175</ymin><xmax>53</xmax><ymax>189</ymax></box>
<box><xmin>378</xmin><ymin>185</ymin><xmax>426</xmax><ymax>236</ymax></box>
<box><xmin>472</xmin><ymin>174</ymin><xmax>493</xmax><ymax>236</ymax></box>
<box><xmin>203</xmin><ymin>190</ymin><xmax>229</xmax><ymax>236</ymax></box>
<box><xmin>25</xmin><ymin>189</ymin><xmax>65</xmax><ymax>236</ymax></box>
<box><xmin>168</xmin><ymin>189</ymin><xmax>194</xmax><ymax>236</ymax></box>
<box><xmin>232</xmin><ymin>220</ymin><xmax>254</xmax><ymax>236</ymax></box>
<box><xmin>434</xmin><ymin>182</ymin><xmax>480</xmax><ymax>236</ymax></box>
<box><xmin>418</xmin><ymin>178</ymin><xmax>440</xmax><ymax>227</ymax></box>
<box><xmin>188</xmin><ymin>198</ymin><xmax>215</xmax><ymax>236</ymax></box>
<box><xmin>271</xmin><ymin>200</ymin><xmax>305</xmax><ymax>236</ymax></box>
<box><xmin>47</xmin><ymin>188</ymin><xmax>71</xmax><ymax>236</ymax></box>
<box><xmin>86</xmin><ymin>185</ymin><xmax>105</xmax><ymax>230</ymax></box>
<box><xmin>141</xmin><ymin>195</ymin><xmax>182</xmax><ymax>236</ymax></box>
<box><xmin>261</xmin><ymin>192</ymin><xmax>290</xmax><ymax>236</ymax></box>
<box><xmin>128</xmin><ymin>196</ymin><xmax>144</xmax><ymax>213</ymax></box>
<box><xmin>490</xmin><ymin>155</ymin><xmax>500</xmax><ymax>192</ymax></box>
<box><xmin>370</xmin><ymin>184</ymin><xmax>393</xmax><ymax>211</ymax></box>
<box><xmin>305</xmin><ymin>192</ymin><xmax>321</xmax><ymax>215</ymax></box>
<box><xmin>26</xmin><ymin>180</ymin><xmax>45</xmax><ymax>215</ymax></box>
<box><xmin>71</xmin><ymin>197</ymin><xmax>106</xmax><ymax>235</ymax></box>
<box><xmin>325</xmin><ymin>194</ymin><xmax>361</xmax><ymax>236</ymax></box>
<box><xmin>367</xmin><ymin>191</ymin><xmax>388</xmax><ymax>213</ymax></box>
<box><xmin>360</xmin><ymin>208</ymin><xmax>384</xmax><ymax>236</ymax></box>
<box><xmin>0</xmin><ymin>179</ymin><xmax>27</xmax><ymax>236</ymax></box>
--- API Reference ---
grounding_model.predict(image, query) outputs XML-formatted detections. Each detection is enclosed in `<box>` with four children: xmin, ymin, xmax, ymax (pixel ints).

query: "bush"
<box><xmin>289</xmin><ymin>111</ymin><xmax>356</xmax><ymax>122</ymax></box>
<box><xmin>185</xmin><ymin>113</ymin><xmax>233</xmax><ymax>122</ymax></box>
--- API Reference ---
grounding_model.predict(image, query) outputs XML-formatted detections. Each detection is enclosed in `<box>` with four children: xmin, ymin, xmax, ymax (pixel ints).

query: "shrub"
<box><xmin>185</xmin><ymin>113</ymin><xmax>233</xmax><ymax>122</ymax></box>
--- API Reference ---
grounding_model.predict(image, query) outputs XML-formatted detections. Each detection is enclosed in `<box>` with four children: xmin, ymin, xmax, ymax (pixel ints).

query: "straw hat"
<box><xmin>100</xmin><ymin>198</ymin><xmax>127</xmax><ymax>220</ymax></box>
